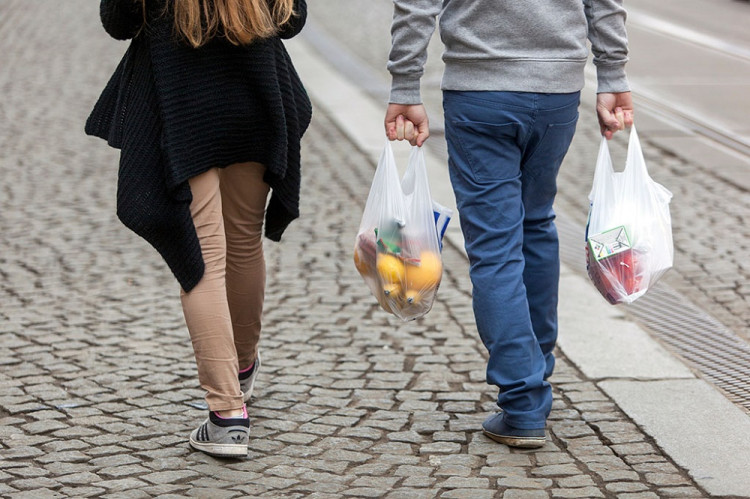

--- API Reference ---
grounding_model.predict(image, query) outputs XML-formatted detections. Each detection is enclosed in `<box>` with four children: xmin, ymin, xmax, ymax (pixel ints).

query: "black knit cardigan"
<box><xmin>85</xmin><ymin>0</ymin><xmax>312</xmax><ymax>292</ymax></box>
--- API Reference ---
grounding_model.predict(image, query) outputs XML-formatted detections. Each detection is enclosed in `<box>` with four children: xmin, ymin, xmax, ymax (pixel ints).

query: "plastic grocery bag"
<box><xmin>585</xmin><ymin>126</ymin><xmax>673</xmax><ymax>304</ymax></box>
<box><xmin>354</xmin><ymin>142</ymin><xmax>451</xmax><ymax>321</ymax></box>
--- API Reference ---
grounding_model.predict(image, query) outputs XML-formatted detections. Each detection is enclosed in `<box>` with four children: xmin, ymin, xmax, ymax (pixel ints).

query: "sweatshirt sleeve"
<box><xmin>584</xmin><ymin>0</ymin><xmax>630</xmax><ymax>93</ymax></box>
<box><xmin>278</xmin><ymin>0</ymin><xmax>307</xmax><ymax>40</ymax></box>
<box><xmin>100</xmin><ymin>0</ymin><xmax>144</xmax><ymax>40</ymax></box>
<box><xmin>387</xmin><ymin>0</ymin><xmax>441</xmax><ymax>105</ymax></box>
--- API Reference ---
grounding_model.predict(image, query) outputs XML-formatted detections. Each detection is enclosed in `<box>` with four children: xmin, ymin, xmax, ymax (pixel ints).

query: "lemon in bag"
<box><xmin>404</xmin><ymin>251</ymin><xmax>442</xmax><ymax>303</ymax></box>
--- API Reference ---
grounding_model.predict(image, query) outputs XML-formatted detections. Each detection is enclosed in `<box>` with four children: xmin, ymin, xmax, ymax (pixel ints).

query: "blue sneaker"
<box><xmin>482</xmin><ymin>412</ymin><xmax>546</xmax><ymax>448</ymax></box>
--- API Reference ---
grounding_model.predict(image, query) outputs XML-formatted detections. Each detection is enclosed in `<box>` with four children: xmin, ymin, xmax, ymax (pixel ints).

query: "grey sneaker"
<box><xmin>239</xmin><ymin>353</ymin><xmax>261</xmax><ymax>403</ymax></box>
<box><xmin>189</xmin><ymin>410</ymin><xmax>249</xmax><ymax>458</ymax></box>
<box><xmin>482</xmin><ymin>412</ymin><xmax>546</xmax><ymax>449</ymax></box>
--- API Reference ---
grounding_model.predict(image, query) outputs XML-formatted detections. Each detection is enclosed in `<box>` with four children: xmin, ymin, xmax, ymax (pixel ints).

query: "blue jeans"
<box><xmin>443</xmin><ymin>90</ymin><xmax>579</xmax><ymax>429</ymax></box>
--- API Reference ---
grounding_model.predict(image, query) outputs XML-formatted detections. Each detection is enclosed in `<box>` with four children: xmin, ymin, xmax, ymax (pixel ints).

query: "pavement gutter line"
<box><xmin>283</xmin><ymin>36</ymin><xmax>750</xmax><ymax>496</ymax></box>
<box><xmin>627</xmin><ymin>8</ymin><xmax>750</xmax><ymax>63</ymax></box>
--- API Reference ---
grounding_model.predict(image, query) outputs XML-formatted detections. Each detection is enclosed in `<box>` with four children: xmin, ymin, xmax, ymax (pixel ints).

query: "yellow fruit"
<box><xmin>353</xmin><ymin>247</ymin><xmax>371</xmax><ymax>277</ymax></box>
<box><xmin>376</xmin><ymin>254</ymin><xmax>405</xmax><ymax>284</ymax></box>
<box><xmin>405</xmin><ymin>251</ymin><xmax>442</xmax><ymax>291</ymax></box>
<box><xmin>404</xmin><ymin>289</ymin><xmax>421</xmax><ymax>304</ymax></box>
<box><xmin>383</xmin><ymin>282</ymin><xmax>402</xmax><ymax>298</ymax></box>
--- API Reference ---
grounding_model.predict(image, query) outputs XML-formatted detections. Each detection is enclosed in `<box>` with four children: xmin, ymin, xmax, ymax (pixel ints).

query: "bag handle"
<box><xmin>589</xmin><ymin>135</ymin><xmax>615</xmax><ymax>203</ymax></box>
<box><xmin>624</xmin><ymin>125</ymin><xmax>653</xmax><ymax>184</ymax></box>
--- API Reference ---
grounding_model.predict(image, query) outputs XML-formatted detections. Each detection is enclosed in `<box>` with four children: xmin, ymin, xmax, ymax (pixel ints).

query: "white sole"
<box><xmin>483</xmin><ymin>429</ymin><xmax>546</xmax><ymax>449</ymax></box>
<box><xmin>241</xmin><ymin>353</ymin><xmax>261</xmax><ymax>402</ymax></box>
<box><xmin>189</xmin><ymin>437</ymin><xmax>247</xmax><ymax>458</ymax></box>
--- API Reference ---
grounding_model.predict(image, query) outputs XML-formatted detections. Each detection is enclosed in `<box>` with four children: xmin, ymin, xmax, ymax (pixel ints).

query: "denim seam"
<box><xmin>444</xmin><ymin>91</ymin><xmax>540</xmax><ymax>112</ymax></box>
<box><xmin>522</xmin><ymin>114</ymin><xmax>579</xmax><ymax>182</ymax></box>
<box><xmin>451</xmin><ymin>120</ymin><xmax>519</xmax><ymax>183</ymax></box>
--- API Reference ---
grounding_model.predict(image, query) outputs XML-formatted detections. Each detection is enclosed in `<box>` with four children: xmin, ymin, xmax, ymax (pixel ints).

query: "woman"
<box><xmin>86</xmin><ymin>0</ymin><xmax>311</xmax><ymax>457</ymax></box>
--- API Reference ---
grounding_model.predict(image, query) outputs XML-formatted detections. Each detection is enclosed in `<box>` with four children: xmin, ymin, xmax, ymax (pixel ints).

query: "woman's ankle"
<box><xmin>215</xmin><ymin>406</ymin><xmax>247</xmax><ymax>419</ymax></box>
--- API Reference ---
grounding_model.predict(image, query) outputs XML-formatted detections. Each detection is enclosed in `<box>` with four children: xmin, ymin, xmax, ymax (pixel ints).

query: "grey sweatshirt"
<box><xmin>388</xmin><ymin>0</ymin><xmax>630</xmax><ymax>104</ymax></box>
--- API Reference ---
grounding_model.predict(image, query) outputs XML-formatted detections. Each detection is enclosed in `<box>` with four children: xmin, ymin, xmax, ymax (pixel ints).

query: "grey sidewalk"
<box><xmin>0</xmin><ymin>1</ymin><xmax>745</xmax><ymax>498</ymax></box>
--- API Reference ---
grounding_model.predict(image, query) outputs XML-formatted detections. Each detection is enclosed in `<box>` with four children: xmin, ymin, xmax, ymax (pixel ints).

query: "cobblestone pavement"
<box><xmin>0</xmin><ymin>1</ymin><xmax>713</xmax><ymax>497</ymax></box>
<box><xmin>305</xmin><ymin>0</ymin><xmax>750</xmax><ymax>343</ymax></box>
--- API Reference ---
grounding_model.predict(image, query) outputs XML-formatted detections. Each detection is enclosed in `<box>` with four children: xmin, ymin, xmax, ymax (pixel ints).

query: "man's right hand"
<box><xmin>385</xmin><ymin>103</ymin><xmax>430</xmax><ymax>147</ymax></box>
<box><xmin>596</xmin><ymin>92</ymin><xmax>634</xmax><ymax>140</ymax></box>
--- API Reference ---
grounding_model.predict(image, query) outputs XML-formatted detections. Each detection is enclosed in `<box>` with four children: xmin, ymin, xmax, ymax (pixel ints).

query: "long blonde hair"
<box><xmin>147</xmin><ymin>0</ymin><xmax>296</xmax><ymax>48</ymax></box>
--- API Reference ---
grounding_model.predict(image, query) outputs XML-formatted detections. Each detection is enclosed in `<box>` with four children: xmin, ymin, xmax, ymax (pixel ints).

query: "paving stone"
<box><xmin>535</xmin><ymin>452</ymin><xmax>576</xmax><ymax>466</ymax></box>
<box><xmin>9</xmin><ymin>477</ymin><xmax>62</xmax><ymax>491</ymax></box>
<box><xmin>418</xmin><ymin>442</ymin><xmax>463</xmax><ymax>457</ymax></box>
<box><xmin>644</xmin><ymin>473</ymin><xmax>691</xmax><ymax>486</ymax></box>
<box><xmin>410</xmin><ymin>420</ymin><xmax>446</xmax><ymax>434</ymax></box>
<box><xmin>551</xmin><ymin>487</ymin><xmax>605</xmax><ymax>498</ymax></box>
<box><xmin>658</xmin><ymin>486</ymin><xmax>706</xmax><ymax>497</ymax></box>
<box><xmin>34</xmin><ymin>451</ymin><xmax>90</xmax><ymax>464</ymax></box>
<box><xmin>440</xmin><ymin>477</ymin><xmax>490</xmax><ymax>488</ymax></box>
<box><xmin>605</xmin><ymin>482</ymin><xmax>650</xmax><ymax>493</ymax></box>
<box><xmin>350</xmin><ymin>476</ymin><xmax>399</xmax><ymax>488</ymax></box>
<box><xmin>90</xmin><ymin>478</ymin><xmax>150</xmax><ymax>492</ymax></box>
<box><xmin>4</xmin><ymin>466</ymin><xmax>49</xmax><ymax>478</ymax></box>
<box><xmin>432</xmin><ymin>431</ymin><xmax>467</xmax><ymax>443</ymax></box>
<box><xmin>319</xmin><ymin>449</ymin><xmax>372</xmax><ymax>463</ymax></box>
<box><xmin>58</xmin><ymin>486</ymin><xmax>107</xmax><ymax>497</ymax></box>
<box><xmin>253</xmin><ymin>476</ymin><xmax>301</xmax><ymax>489</ymax></box>
<box><xmin>89</xmin><ymin>455</ymin><xmax>141</xmax><ymax>468</ymax></box>
<box><xmin>555</xmin><ymin>475</ymin><xmax>597</xmax><ymax>488</ymax></box>
<box><xmin>551</xmin><ymin>422</ymin><xmax>596</xmax><ymax>439</ymax></box>
<box><xmin>502</xmin><ymin>490</ymin><xmax>549</xmax><ymax>499</ymax></box>
<box><xmin>142</xmin><ymin>470</ymin><xmax>199</xmax><ymax>484</ymax></box>
<box><xmin>442</xmin><ymin>489</ymin><xmax>494</xmax><ymax>499</ymax></box>
<box><xmin>433</xmin><ymin>464</ymin><xmax>471</xmax><ymax>477</ymax></box>
<box><xmin>274</xmin><ymin>432</ymin><xmax>319</xmax><ymax>445</ymax></box>
<box><xmin>631</xmin><ymin>462</ymin><xmax>681</xmax><ymax>475</ymax></box>
<box><xmin>531</xmin><ymin>464</ymin><xmax>583</xmax><ymax>477</ymax></box>
<box><xmin>486</xmin><ymin>454</ymin><xmax>532</xmax><ymax>467</ymax></box>
<box><xmin>373</xmin><ymin>454</ymin><xmax>422</xmax><ymax>466</ymax></box>
<box><xmin>498</xmin><ymin>476</ymin><xmax>554</xmax><ymax>489</ymax></box>
<box><xmin>349</xmin><ymin>463</ymin><xmax>393</xmax><ymax>476</ymax></box>
<box><xmin>392</xmin><ymin>465</ymin><xmax>431</xmax><ymax>477</ymax></box>
<box><xmin>287</xmin><ymin>480</ymin><xmax>349</xmax><ymax>494</ymax></box>
<box><xmin>185</xmin><ymin>488</ymin><xmax>238</xmax><ymax>498</ymax></box>
<box><xmin>318</xmin><ymin>437</ymin><xmax>374</xmax><ymax>452</ymax></box>
<box><xmin>385</xmin><ymin>489</ymin><xmax>439</xmax><ymax>499</ymax></box>
<box><xmin>387</xmin><ymin>431</ymin><xmax>426</xmax><ymax>443</ymax></box>
<box><xmin>55</xmin><ymin>472</ymin><xmax>102</xmax><ymax>485</ymax></box>
<box><xmin>610</xmin><ymin>443</ymin><xmax>658</xmax><ymax>456</ymax></box>
<box><xmin>594</xmin><ymin>469</ymin><xmax>641</xmax><ymax>482</ymax></box>
<box><xmin>339</xmin><ymin>487</ymin><xmax>390</xmax><ymax>497</ymax></box>
<box><xmin>479</xmin><ymin>466</ymin><xmax>527</xmax><ymax>478</ymax></box>
<box><xmin>99</xmin><ymin>464</ymin><xmax>152</xmax><ymax>478</ymax></box>
<box><xmin>338</xmin><ymin>427</ymin><xmax>384</xmax><ymax>440</ymax></box>
<box><xmin>9</xmin><ymin>488</ymin><xmax>66</xmax><ymax>499</ymax></box>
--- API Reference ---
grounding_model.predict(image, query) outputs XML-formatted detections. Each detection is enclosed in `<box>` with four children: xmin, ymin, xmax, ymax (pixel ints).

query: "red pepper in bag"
<box><xmin>585</xmin><ymin>127</ymin><xmax>673</xmax><ymax>305</ymax></box>
<box><xmin>586</xmin><ymin>243</ymin><xmax>644</xmax><ymax>305</ymax></box>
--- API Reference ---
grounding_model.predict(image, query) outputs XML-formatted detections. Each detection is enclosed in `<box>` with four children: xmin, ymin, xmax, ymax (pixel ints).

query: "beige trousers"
<box><xmin>180</xmin><ymin>162</ymin><xmax>269</xmax><ymax>412</ymax></box>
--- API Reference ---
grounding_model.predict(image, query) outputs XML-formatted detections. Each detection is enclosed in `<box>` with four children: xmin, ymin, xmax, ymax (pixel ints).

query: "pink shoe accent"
<box><xmin>239</xmin><ymin>361</ymin><xmax>255</xmax><ymax>374</ymax></box>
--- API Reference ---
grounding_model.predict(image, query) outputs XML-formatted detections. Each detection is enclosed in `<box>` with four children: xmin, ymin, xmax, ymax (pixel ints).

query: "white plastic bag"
<box><xmin>585</xmin><ymin>126</ymin><xmax>673</xmax><ymax>304</ymax></box>
<box><xmin>354</xmin><ymin>142</ymin><xmax>450</xmax><ymax>321</ymax></box>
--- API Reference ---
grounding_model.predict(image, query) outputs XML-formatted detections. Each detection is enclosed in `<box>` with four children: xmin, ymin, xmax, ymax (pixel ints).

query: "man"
<box><xmin>385</xmin><ymin>0</ymin><xmax>634</xmax><ymax>448</ymax></box>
